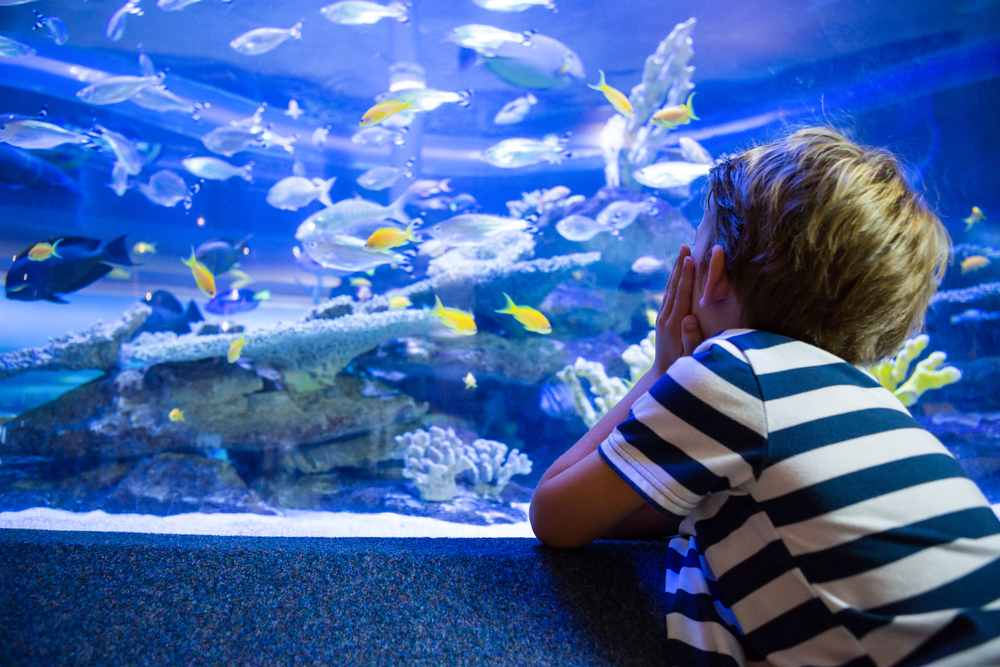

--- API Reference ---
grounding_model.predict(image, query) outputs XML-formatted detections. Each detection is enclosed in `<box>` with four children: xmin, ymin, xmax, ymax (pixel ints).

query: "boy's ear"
<box><xmin>699</xmin><ymin>245</ymin><xmax>736</xmax><ymax>308</ymax></box>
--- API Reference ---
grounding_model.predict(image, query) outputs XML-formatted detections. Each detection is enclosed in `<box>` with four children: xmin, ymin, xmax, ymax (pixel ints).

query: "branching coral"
<box><xmin>621</xmin><ymin>330</ymin><xmax>655</xmax><ymax>383</ymax></box>
<box><xmin>395</xmin><ymin>426</ymin><xmax>474</xmax><ymax>502</ymax></box>
<box><xmin>869</xmin><ymin>334</ymin><xmax>962</xmax><ymax>407</ymax></box>
<box><xmin>556</xmin><ymin>358</ymin><xmax>630</xmax><ymax>429</ymax></box>
<box><xmin>461</xmin><ymin>438</ymin><xmax>533</xmax><ymax>499</ymax></box>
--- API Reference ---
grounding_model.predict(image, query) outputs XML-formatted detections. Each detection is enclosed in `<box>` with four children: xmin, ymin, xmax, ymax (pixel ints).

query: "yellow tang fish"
<box><xmin>227</xmin><ymin>334</ymin><xmax>246</xmax><ymax>364</ymax></box>
<box><xmin>360</xmin><ymin>99</ymin><xmax>418</xmax><ymax>127</ymax></box>
<box><xmin>169</xmin><ymin>408</ymin><xmax>185</xmax><ymax>422</ymax></box>
<box><xmin>495</xmin><ymin>293</ymin><xmax>551</xmax><ymax>334</ymax></box>
<box><xmin>349</xmin><ymin>277</ymin><xmax>372</xmax><ymax>287</ymax></box>
<box><xmin>961</xmin><ymin>255</ymin><xmax>991</xmax><ymax>274</ymax></box>
<box><xmin>182</xmin><ymin>246</ymin><xmax>216</xmax><ymax>298</ymax></box>
<box><xmin>365</xmin><ymin>221</ymin><xmax>418</xmax><ymax>252</ymax></box>
<box><xmin>964</xmin><ymin>206</ymin><xmax>986</xmax><ymax>231</ymax></box>
<box><xmin>132</xmin><ymin>241</ymin><xmax>157</xmax><ymax>255</ymax></box>
<box><xmin>28</xmin><ymin>238</ymin><xmax>62</xmax><ymax>262</ymax></box>
<box><xmin>588</xmin><ymin>69</ymin><xmax>634</xmax><ymax>118</ymax></box>
<box><xmin>463</xmin><ymin>372</ymin><xmax>477</xmax><ymax>390</ymax></box>
<box><xmin>388</xmin><ymin>295</ymin><xmax>412</xmax><ymax>309</ymax></box>
<box><xmin>652</xmin><ymin>93</ymin><xmax>699</xmax><ymax>129</ymax></box>
<box><xmin>430</xmin><ymin>295</ymin><xmax>477</xmax><ymax>335</ymax></box>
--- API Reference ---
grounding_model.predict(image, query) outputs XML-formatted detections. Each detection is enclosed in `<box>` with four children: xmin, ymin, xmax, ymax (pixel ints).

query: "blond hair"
<box><xmin>705</xmin><ymin>127</ymin><xmax>950</xmax><ymax>365</ymax></box>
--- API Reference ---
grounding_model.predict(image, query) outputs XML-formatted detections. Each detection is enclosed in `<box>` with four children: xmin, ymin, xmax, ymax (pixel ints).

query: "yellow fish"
<box><xmin>365</xmin><ymin>221</ymin><xmax>418</xmax><ymax>252</ymax></box>
<box><xmin>28</xmin><ymin>238</ymin><xmax>62</xmax><ymax>262</ymax></box>
<box><xmin>227</xmin><ymin>334</ymin><xmax>246</xmax><ymax>364</ymax></box>
<box><xmin>349</xmin><ymin>277</ymin><xmax>372</xmax><ymax>287</ymax></box>
<box><xmin>588</xmin><ymin>70</ymin><xmax>634</xmax><ymax>118</ymax></box>
<box><xmin>964</xmin><ymin>206</ymin><xmax>986</xmax><ymax>231</ymax></box>
<box><xmin>360</xmin><ymin>99</ymin><xmax>418</xmax><ymax>127</ymax></box>
<box><xmin>108</xmin><ymin>268</ymin><xmax>131</xmax><ymax>280</ymax></box>
<box><xmin>646</xmin><ymin>308</ymin><xmax>658</xmax><ymax>328</ymax></box>
<box><xmin>388</xmin><ymin>295</ymin><xmax>412</xmax><ymax>309</ymax></box>
<box><xmin>132</xmin><ymin>241</ymin><xmax>157</xmax><ymax>255</ymax></box>
<box><xmin>168</xmin><ymin>408</ymin><xmax>185</xmax><ymax>423</ymax></box>
<box><xmin>961</xmin><ymin>255</ymin><xmax>991</xmax><ymax>274</ymax></box>
<box><xmin>182</xmin><ymin>247</ymin><xmax>216</xmax><ymax>298</ymax></box>
<box><xmin>463</xmin><ymin>372</ymin><xmax>477</xmax><ymax>390</ymax></box>
<box><xmin>495</xmin><ymin>293</ymin><xmax>551</xmax><ymax>334</ymax></box>
<box><xmin>229</xmin><ymin>268</ymin><xmax>253</xmax><ymax>289</ymax></box>
<box><xmin>430</xmin><ymin>295</ymin><xmax>477</xmax><ymax>335</ymax></box>
<box><xmin>652</xmin><ymin>93</ymin><xmax>699</xmax><ymax>129</ymax></box>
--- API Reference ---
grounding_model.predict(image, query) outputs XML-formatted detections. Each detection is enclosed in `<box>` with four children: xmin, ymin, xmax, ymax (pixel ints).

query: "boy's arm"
<box><xmin>530</xmin><ymin>249</ymin><xmax>700</xmax><ymax>548</ymax></box>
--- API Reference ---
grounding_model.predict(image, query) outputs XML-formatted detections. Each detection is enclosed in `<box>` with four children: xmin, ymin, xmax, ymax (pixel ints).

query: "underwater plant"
<box><xmin>869</xmin><ymin>334</ymin><xmax>962</xmax><ymax>407</ymax></box>
<box><xmin>461</xmin><ymin>438</ymin><xmax>533</xmax><ymax>499</ymax></box>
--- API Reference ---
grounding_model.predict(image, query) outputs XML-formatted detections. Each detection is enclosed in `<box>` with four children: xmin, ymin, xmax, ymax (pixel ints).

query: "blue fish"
<box><xmin>539</xmin><ymin>380</ymin><xmax>577</xmax><ymax>420</ymax></box>
<box><xmin>205</xmin><ymin>288</ymin><xmax>271</xmax><ymax>315</ymax></box>
<box><xmin>195</xmin><ymin>237</ymin><xmax>249</xmax><ymax>275</ymax></box>
<box><xmin>139</xmin><ymin>290</ymin><xmax>203</xmax><ymax>334</ymax></box>
<box><xmin>0</xmin><ymin>144</ymin><xmax>80</xmax><ymax>195</ymax></box>
<box><xmin>5</xmin><ymin>235</ymin><xmax>133</xmax><ymax>304</ymax></box>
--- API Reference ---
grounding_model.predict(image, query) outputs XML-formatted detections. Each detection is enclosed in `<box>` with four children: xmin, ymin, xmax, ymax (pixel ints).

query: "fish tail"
<box><xmin>458</xmin><ymin>90</ymin><xmax>472</xmax><ymax>107</ymax></box>
<box><xmin>241</xmin><ymin>161</ymin><xmax>254</xmax><ymax>182</ymax></box>
<box><xmin>102</xmin><ymin>235</ymin><xmax>134</xmax><ymax>266</ymax></box>
<box><xmin>439</xmin><ymin>178</ymin><xmax>452</xmax><ymax>193</ymax></box>
<box><xmin>290</xmin><ymin>20</ymin><xmax>304</xmax><ymax>39</ymax></box>
<box><xmin>182</xmin><ymin>246</ymin><xmax>196</xmax><ymax>268</ymax></box>
<box><xmin>404</xmin><ymin>220</ymin><xmax>419</xmax><ymax>242</ymax></box>
<box><xmin>51</xmin><ymin>238</ymin><xmax>63</xmax><ymax>258</ymax></box>
<box><xmin>495</xmin><ymin>292</ymin><xmax>517</xmax><ymax>314</ymax></box>
<box><xmin>587</xmin><ymin>69</ymin><xmax>607</xmax><ymax>92</ymax></box>
<box><xmin>431</xmin><ymin>294</ymin><xmax>444</xmax><ymax>315</ymax></box>
<box><xmin>388</xmin><ymin>192</ymin><xmax>410</xmax><ymax>224</ymax></box>
<box><xmin>318</xmin><ymin>178</ymin><xmax>336</xmax><ymax>208</ymax></box>
<box><xmin>526</xmin><ymin>93</ymin><xmax>538</xmax><ymax>104</ymax></box>
<box><xmin>253</xmin><ymin>289</ymin><xmax>271</xmax><ymax>301</ymax></box>
<box><xmin>388</xmin><ymin>1</ymin><xmax>408</xmax><ymax>21</ymax></box>
<box><xmin>184</xmin><ymin>301</ymin><xmax>203</xmax><ymax>323</ymax></box>
<box><xmin>685</xmin><ymin>93</ymin><xmax>699</xmax><ymax>120</ymax></box>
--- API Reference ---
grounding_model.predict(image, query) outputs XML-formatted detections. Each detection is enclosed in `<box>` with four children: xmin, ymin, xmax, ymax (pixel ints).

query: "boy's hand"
<box><xmin>654</xmin><ymin>245</ymin><xmax>703</xmax><ymax>376</ymax></box>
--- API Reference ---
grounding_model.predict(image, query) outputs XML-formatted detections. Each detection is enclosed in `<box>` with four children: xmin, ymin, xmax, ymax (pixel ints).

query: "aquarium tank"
<box><xmin>1</xmin><ymin>0</ymin><xmax>998</xmax><ymax>535</ymax></box>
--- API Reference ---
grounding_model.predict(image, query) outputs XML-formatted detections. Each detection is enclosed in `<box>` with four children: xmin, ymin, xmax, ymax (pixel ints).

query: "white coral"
<box><xmin>621</xmin><ymin>330</ymin><xmax>656</xmax><ymax>383</ymax></box>
<box><xmin>462</xmin><ymin>438</ymin><xmax>532</xmax><ymax>499</ymax></box>
<box><xmin>396</xmin><ymin>426</ymin><xmax>473</xmax><ymax>502</ymax></box>
<box><xmin>556</xmin><ymin>357</ymin><xmax>631</xmax><ymax>428</ymax></box>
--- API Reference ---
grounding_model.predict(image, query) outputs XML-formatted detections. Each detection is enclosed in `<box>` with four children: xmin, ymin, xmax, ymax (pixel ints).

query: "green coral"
<box><xmin>869</xmin><ymin>334</ymin><xmax>962</xmax><ymax>407</ymax></box>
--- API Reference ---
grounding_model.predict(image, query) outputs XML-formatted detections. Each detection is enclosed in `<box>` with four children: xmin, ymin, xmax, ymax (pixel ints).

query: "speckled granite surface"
<box><xmin>0</xmin><ymin>530</ymin><xmax>669</xmax><ymax>666</ymax></box>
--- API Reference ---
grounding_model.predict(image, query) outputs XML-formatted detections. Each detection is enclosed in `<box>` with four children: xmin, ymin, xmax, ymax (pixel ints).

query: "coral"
<box><xmin>461</xmin><ymin>438</ymin><xmax>533</xmax><ymax>499</ymax></box>
<box><xmin>395</xmin><ymin>426</ymin><xmax>474</xmax><ymax>502</ymax></box>
<box><xmin>870</xmin><ymin>334</ymin><xmax>962</xmax><ymax>407</ymax></box>
<box><xmin>621</xmin><ymin>330</ymin><xmax>656</xmax><ymax>383</ymax></box>
<box><xmin>0</xmin><ymin>304</ymin><xmax>151</xmax><ymax>380</ymax></box>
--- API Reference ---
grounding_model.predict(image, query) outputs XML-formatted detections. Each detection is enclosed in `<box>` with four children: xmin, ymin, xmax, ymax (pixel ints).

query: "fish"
<box><xmin>284</xmin><ymin>99</ymin><xmax>304</xmax><ymax>119</ymax></box>
<box><xmin>428</xmin><ymin>214</ymin><xmax>529</xmax><ymax>246</ymax></box>
<box><xmin>108</xmin><ymin>161</ymin><xmax>131</xmax><ymax>196</ymax></box>
<box><xmin>388</xmin><ymin>295</ymin><xmax>412</xmax><ymax>309</ymax></box>
<box><xmin>950</xmin><ymin>309</ymin><xmax>1000</xmax><ymax>325</ymax></box>
<box><xmin>430</xmin><ymin>295</ymin><xmax>477</xmax><ymax>335</ymax></box>
<box><xmin>447</xmin><ymin>24</ymin><xmax>529</xmax><ymax>51</ymax></box>
<box><xmin>538</xmin><ymin>380</ymin><xmax>576</xmax><ymax>420</ymax></box>
<box><xmin>961</xmin><ymin>255</ymin><xmax>991</xmax><ymax>274</ymax></box>
<box><xmin>201</xmin><ymin>126</ymin><xmax>262</xmax><ymax>157</ymax></box>
<box><xmin>301</xmin><ymin>236</ymin><xmax>407</xmax><ymax>273</ymax></box>
<box><xmin>108</xmin><ymin>268</ymin><xmax>131</xmax><ymax>279</ymax></box>
<box><xmin>588</xmin><ymin>70</ymin><xmax>634</xmax><ymax>118</ymax></box>
<box><xmin>631</xmin><ymin>255</ymin><xmax>667</xmax><ymax>274</ymax></box>
<box><xmin>350</xmin><ymin>277</ymin><xmax>372</xmax><ymax>287</ymax></box>
<box><xmin>0</xmin><ymin>35</ymin><xmax>35</xmax><ymax>57</ymax></box>
<box><xmin>0</xmin><ymin>120</ymin><xmax>88</xmax><ymax>150</ymax></box>
<box><xmin>357</xmin><ymin>166</ymin><xmax>404</xmax><ymax>191</ymax></box>
<box><xmin>266</xmin><ymin>176</ymin><xmax>335</xmax><ymax>210</ymax></box>
<box><xmin>351</xmin><ymin>126</ymin><xmax>405</xmax><ymax>147</ymax></box>
<box><xmin>679</xmin><ymin>137</ymin><xmax>713</xmax><ymax>165</ymax></box>
<box><xmin>464</xmin><ymin>33</ymin><xmax>585</xmax><ymax>90</ymax></box>
<box><xmin>182</xmin><ymin>157</ymin><xmax>252</xmax><ymax>181</ymax></box>
<box><xmin>554</xmin><ymin>214</ymin><xmax>615</xmax><ymax>242</ymax></box>
<box><xmin>494</xmin><ymin>93</ymin><xmax>537</xmax><ymax>125</ymax></box>
<box><xmin>77</xmin><ymin>74</ymin><xmax>162</xmax><ymax>105</ymax></box>
<box><xmin>228</xmin><ymin>269</ymin><xmax>253</xmax><ymax>289</ymax></box>
<box><xmin>312</xmin><ymin>127</ymin><xmax>330</xmax><ymax>147</ymax></box>
<box><xmin>320</xmin><ymin>0</ymin><xmax>407</xmax><ymax>24</ymax></box>
<box><xmin>463</xmin><ymin>372</ymin><xmax>477</xmax><ymax>390</ymax></box>
<box><xmin>32</xmin><ymin>11</ymin><xmax>68</xmax><ymax>45</ymax></box>
<box><xmin>139</xmin><ymin>290</ymin><xmax>203</xmax><ymax>334</ymax></box>
<box><xmin>93</xmin><ymin>125</ymin><xmax>144</xmax><ymax>175</ymax></box>
<box><xmin>405</xmin><ymin>178</ymin><xmax>452</xmax><ymax>199</ymax></box>
<box><xmin>260</xmin><ymin>129</ymin><xmax>297</xmax><ymax>154</ymax></box>
<box><xmin>596</xmin><ymin>198</ymin><xmax>658</xmax><ymax>230</ymax></box>
<box><xmin>227</xmin><ymin>335</ymin><xmax>247</xmax><ymax>363</ymax></box>
<box><xmin>365</xmin><ymin>221</ymin><xmax>418</xmax><ymax>252</ymax></box>
<box><xmin>182</xmin><ymin>247</ymin><xmax>217</xmax><ymax>297</ymax></box>
<box><xmin>195</xmin><ymin>238</ymin><xmax>249</xmax><ymax>275</ymax></box>
<box><xmin>230</xmin><ymin>21</ymin><xmax>304</xmax><ymax>55</ymax></box>
<box><xmin>964</xmin><ymin>206</ymin><xmax>986</xmax><ymax>230</ymax></box>
<box><xmin>295</xmin><ymin>194</ymin><xmax>410</xmax><ymax>242</ymax></box>
<box><xmin>360</xmin><ymin>99</ymin><xmax>418</xmax><ymax>127</ymax></box>
<box><xmin>482</xmin><ymin>134</ymin><xmax>568</xmax><ymax>168</ymax></box>
<box><xmin>5</xmin><ymin>235</ymin><xmax>133</xmax><ymax>303</ymax></box>
<box><xmin>168</xmin><ymin>408</ymin><xmax>185</xmax><ymax>422</ymax></box>
<box><xmin>28</xmin><ymin>239</ymin><xmax>62</xmax><ymax>261</ymax></box>
<box><xmin>652</xmin><ymin>93</ymin><xmax>698</xmax><ymax>129</ymax></box>
<box><xmin>138</xmin><ymin>169</ymin><xmax>188</xmax><ymax>207</ymax></box>
<box><xmin>633</xmin><ymin>161</ymin><xmax>711</xmax><ymax>189</ymax></box>
<box><xmin>472</xmin><ymin>0</ymin><xmax>555</xmax><ymax>10</ymax></box>
<box><xmin>495</xmin><ymin>293</ymin><xmax>551</xmax><ymax>334</ymax></box>
<box><xmin>131</xmin><ymin>86</ymin><xmax>196</xmax><ymax>115</ymax></box>
<box><xmin>646</xmin><ymin>308</ymin><xmax>658</xmax><ymax>328</ymax></box>
<box><xmin>207</xmin><ymin>289</ymin><xmax>270</xmax><ymax>315</ymax></box>
<box><xmin>106</xmin><ymin>0</ymin><xmax>143</xmax><ymax>41</ymax></box>
<box><xmin>157</xmin><ymin>0</ymin><xmax>202</xmax><ymax>10</ymax></box>
<box><xmin>133</xmin><ymin>241</ymin><xmax>157</xmax><ymax>255</ymax></box>
<box><xmin>376</xmin><ymin>88</ymin><xmax>471</xmax><ymax>112</ymax></box>
<box><xmin>0</xmin><ymin>144</ymin><xmax>80</xmax><ymax>194</ymax></box>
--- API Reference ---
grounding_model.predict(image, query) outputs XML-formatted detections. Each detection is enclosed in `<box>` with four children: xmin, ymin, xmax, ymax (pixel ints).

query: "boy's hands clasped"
<box><xmin>653</xmin><ymin>245</ymin><xmax>704</xmax><ymax>376</ymax></box>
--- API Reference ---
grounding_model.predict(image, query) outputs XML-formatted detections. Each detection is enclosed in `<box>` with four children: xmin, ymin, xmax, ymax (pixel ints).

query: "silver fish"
<box><xmin>0</xmin><ymin>35</ymin><xmax>36</xmax><ymax>57</ymax></box>
<box><xmin>295</xmin><ymin>195</ymin><xmax>409</xmax><ymax>242</ymax></box>
<box><xmin>77</xmin><ymin>74</ymin><xmax>161</xmax><ymax>105</ymax></box>
<box><xmin>266</xmin><ymin>176</ymin><xmax>335</xmax><ymax>211</ymax></box>
<box><xmin>106</xmin><ymin>0</ymin><xmax>143</xmax><ymax>42</ymax></box>
<box><xmin>95</xmin><ymin>125</ymin><xmax>144</xmax><ymax>175</ymax></box>
<box><xmin>132</xmin><ymin>86</ymin><xmax>196</xmax><ymax>114</ymax></box>
<box><xmin>138</xmin><ymin>169</ymin><xmax>188</xmax><ymax>207</ymax></box>
<box><xmin>32</xmin><ymin>12</ymin><xmax>68</xmax><ymax>45</ymax></box>
<box><xmin>230</xmin><ymin>21</ymin><xmax>303</xmax><ymax>55</ymax></box>
<box><xmin>555</xmin><ymin>215</ymin><xmax>614</xmax><ymax>242</ymax></box>
<box><xmin>428</xmin><ymin>214</ymin><xmax>529</xmax><ymax>246</ymax></box>
<box><xmin>679</xmin><ymin>137</ymin><xmax>713</xmax><ymax>165</ymax></box>
<box><xmin>320</xmin><ymin>1</ymin><xmax>407</xmax><ymax>25</ymax></box>
<box><xmin>201</xmin><ymin>126</ymin><xmax>261</xmax><ymax>156</ymax></box>
<box><xmin>157</xmin><ymin>0</ymin><xmax>201</xmax><ymax>10</ymax></box>
<box><xmin>312</xmin><ymin>127</ymin><xmax>330</xmax><ymax>147</ymax></box>
<box><xmin>0</xmin><ymin>0</ymin><xmax>40</xmax><ymax>5</ymax></box>
<box><xmin>482</xmin><ymin>134</ymin><xmax>568</xmax><ymax>168</ymax></box>
<box><xmin>357</xmin><ymin>166</ymin><xmax>403</xmax><ymax>191</ymax></box>
<box><xmin>108</xmin><ymin>161</ymin><xmax>131</xmax><ymax>196</ymax></box>
<box><xmin>405</xmin><ymin>178</ymin><xmax>451</xmax><ymax>199</ymax></box>
<box><xmin>596</xmin><ymin>199</ymin><xmax>658</xmax><ymax>231</ymax></box>
<box><xmin>351</xmin><ymin>126</ymin><xmax>404</xmax><ymax>147</ymax></box>
<box><xmin>631</xmin><ymin>256</ymin><xmax>667</xmax><ymax>274</ymax></box>
<box><xmin>447</xmin><ymin>24</ymin><xmax>527</xmax><ymax>51</ymax></box>
<box><xmin>303</xmin><ymin>235</ymin><xmax>406</xmax><ymax>273</ymax></box>
<box><xmin>633</xmin><ymin>161</ymin><xmax>711</xmax><ymax>189</ymax></box>
<box><xmin>469</xmin><ymin>33</ymin><xmax>585</xmax><ymax>90</ymax></box>
<box><xmin>494</xmin><ymin>93</ymin><xmax>537</xmax><ymax>125</ymax></box>
<box><xmin>472</xmin><ymin>0</ymin><xmax>555</xmax><ymax>10</ymax></box>
<box><xmin>0</xmin><ymin>120</ymin><xmax>86</xmax><ymax>149</ymax></box>
<box><xmin>260</xmin><ymin>129</ymin><xmax>297</xmax><ymax>153</ymax></box>
<box><xmin>377</xmin><ymin>88</ymin><xmax>470</xmax><ymax>111</ymax></box>
<box><xmin>182</xmin><ymin>157</ymin><xmax>252</xmax><ymax>181</ymax></box>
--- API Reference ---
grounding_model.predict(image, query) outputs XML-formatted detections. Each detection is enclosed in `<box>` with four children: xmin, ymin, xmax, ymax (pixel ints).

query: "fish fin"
<box><xmin>289</xmin><ymin>20</ymin><xmax>304</xmax><ymax>40</ymax></box>
<box><xmin>253</xmin><ymin>289</ymin><xmax>271</xmax><ymax>301</ymax></box>
<box><xmin>185</xmin><ymin>301</ymin><xmax>204</xmax><ymax>323</ymax></box>
<box><xmin>317</xmin><ymin>177</ymin><xmax>336</xmax><ymax>208</ymax></box>
<box><xmin>431</xmin><ymin>294</ymin><xmax>444</xmax><ymax>314</ymax></box>
<box><xmin>63</xmin><ymin>261</ymin><xmax>114</xmax><ymax>294</ymax></box>
<box><xmin>43</xmin><ymin>294</ymin><xmax>69</xmax><ymax>304</ymax></box>
<box><xmin>458</xmin><ymin>90</ymin><xmax>472</xmax><ymax>107</ymax></box>
<box><xmin>102</xmin><ymin>235</ymin><xmax>134</xmax><ymax>266</ymax></box>
<box><xmin>587</xmin><ymin>69</ymin><xmax>606</xmax><ymax>91</ymax></box>
<box><xmin>292</xmin><ymin>159</ymin><xmax>307</xmax><ymax>178</ymax></box>
<box><xmin>527</xmin><ymin>93</ymin><xmax>538</xmax><ymax>104</ymax></box>
<box><xmin>495</xmin><ymin>292</ymin><xmax>516</xmax><ymax>314</ymax></box>
<box><xmin>388</xmin><ymin>0</ymin><xmax>408</xmax><ymax>22</ymax></box>
<box><xmin>138</xmin><ymin>52</ymin><xmax>156</xmax><ymax>77</ymax></box>
<box><xmin>241</xmin><ymin>161</ymin><xmax>254</xmax><ymax>182</ymax></box>
<box><xmin>685</xmin><ymin>93</ymin><xmax>698</xmax><ymax>120</ymax></box>
<box><xmin>387</xmin><ymin>192</ymin><xmax>410</xmax><ymax>225</ymax></box>
<box><xmin>439</xmin><ymin>178</ymin><xmax>452</xmax><ymax>193</ymax></box>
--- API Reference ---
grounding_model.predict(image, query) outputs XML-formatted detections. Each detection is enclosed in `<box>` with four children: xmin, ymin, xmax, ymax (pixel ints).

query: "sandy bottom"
<box><xmin>0</xmin><ymin>505</ymin><xmax>537</xmax><ymax>538</ymax></box>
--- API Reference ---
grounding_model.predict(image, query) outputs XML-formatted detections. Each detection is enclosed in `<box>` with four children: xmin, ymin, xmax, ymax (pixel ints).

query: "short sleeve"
<box><xmin>598</xmin><ymin>338</ymin><xmax>768</xmax><ymax>519</ymax></box>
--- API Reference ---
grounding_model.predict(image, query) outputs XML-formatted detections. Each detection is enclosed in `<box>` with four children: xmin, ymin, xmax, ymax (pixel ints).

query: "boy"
<box><xmin>530</xmin><ymin>127</ymin><xmax>1000</xmax><ymax>666</ymax></box>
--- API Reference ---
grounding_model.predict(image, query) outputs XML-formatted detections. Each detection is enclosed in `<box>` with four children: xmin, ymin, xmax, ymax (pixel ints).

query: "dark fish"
<box><xmin>195</xmin><ymin>237</ymin><xmax>249</xmax><ymax>275</ymax></box>
<box><xmin>0</xmin><ymin>144</ymin><xmax>80</xmax><ymax>195</ymax></box>
<box><xmin>539</xmin><ymin>380</ymin><xmax>577</xmax><ymax>421</ymax></box>
<box><xmin>139</xmin><ymin>290</ymin><xmax>203</xmax><ymax>334</ymax></box>
<box><xmin>5</xmin><ymin>235</ymin><xmax>133</xmax><ymax>304</ymax></box>
<box><xmin>205</xmin><ymin>288</ymin><xmax>270</xmax><ymax>315</ymax></box>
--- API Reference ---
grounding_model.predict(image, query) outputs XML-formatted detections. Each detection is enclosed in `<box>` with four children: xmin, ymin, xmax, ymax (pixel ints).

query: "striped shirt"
<box><xmin>599</xmin><ymin>329</ymin><xmax>1000</xmax><ymax>667</ymax></box>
